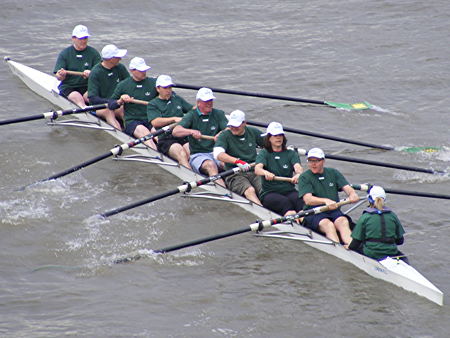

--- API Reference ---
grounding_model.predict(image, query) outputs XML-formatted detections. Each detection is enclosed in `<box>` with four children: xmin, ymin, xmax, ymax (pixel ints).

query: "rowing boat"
<box><xmin>4</xmin><ymin>57</ymin><xmax>444</xmax><ymax>306</ymax></box>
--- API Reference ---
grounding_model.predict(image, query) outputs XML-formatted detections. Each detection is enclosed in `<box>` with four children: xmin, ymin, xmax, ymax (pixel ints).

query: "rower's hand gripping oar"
<box><xmin>21</xmin><ymin>124</ymin><xmax>177</xmax><ymax>189</ymax></box>
<box><xmin>174</xmin><ymin>83</ymin><xmax>372</xmax><ymax>111</ymax></box>
<box><xmin>0</xmin><ymin>103</ymin><xmax>108</xmax><ymax>126</ymax></box>
<box><xmin>352</xmin><ymin>183</ymin><xmax>450</xmax><ymax>200</ymax></box>
<box><xmin>114</xmin><ymin>199</ymin><xmax>356</xmax><ymax>263</ymax></box>
<box><xmin>290</xmin><ymin>147</ymin><xmax>447</xmax><ymax>175</ymax></box>
<box><xmin>100</xmin><ymin>165</ymin><xmax>250</xmax><ymax>218</ymax></box>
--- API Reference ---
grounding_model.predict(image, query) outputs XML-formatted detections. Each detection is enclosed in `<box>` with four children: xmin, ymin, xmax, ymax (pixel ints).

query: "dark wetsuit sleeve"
<box><xmin>348</xmin><ymin>239</ymin><xmax>363</xmax><ymax>251</ymax></box>
<box><xmin>396</xmin><ymin>236</ymin><xmax>404</xmax><ymax>245</ymax></box>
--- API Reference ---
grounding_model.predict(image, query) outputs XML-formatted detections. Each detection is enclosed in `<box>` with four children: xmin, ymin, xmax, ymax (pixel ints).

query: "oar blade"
<box><xmin>401</xmin><ymin>146</ymin><xmax>442</xmax><ymax>153</ymax></box>
<box><xmin>325</xmin><ymin>101</ymin><xmax>373</xmax><ymax>110</ymax></box>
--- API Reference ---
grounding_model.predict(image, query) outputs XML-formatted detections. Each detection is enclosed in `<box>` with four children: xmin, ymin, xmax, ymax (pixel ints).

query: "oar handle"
<box><xmin>130</xmin><ymin>98</ymin><xmax>149</xmax><ymax>105</ymax></box>
<box><xmin>65</xmin><ymin>70</ymin><xmax>85</xmax><ymax>76</ymax></box>
<box><xmin>273</xmin><ymin>176</ymin><xmax>294</xmax><ymax>182</ymax></box>
<box><xmin>200</xmin><ymin>135</ymin><xmax>215</xmax><ymax>140</ymax></box>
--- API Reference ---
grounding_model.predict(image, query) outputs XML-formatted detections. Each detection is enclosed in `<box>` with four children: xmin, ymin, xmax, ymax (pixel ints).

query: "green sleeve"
<box><xmin>178</xmin><ymin>110</ymin><xmax>194</xmax><ymax>128</ymax></box>
<box><xmin>351</xmin><ymin>214</ymin><xmax>368</xmax><ymax>241</ymax></box>
<box><xmin>217</xmin><ymin>110</ymin><xmax>228</xmax><ymax>130</ymax></box>
<box><xmin>111</xmin><ymin>80</ymin><xmax>124</xmax><ymax>100</ymax></box>
<box><xmin>53</xmin><ymin>49</ymin><xmax>67</xmax><ymax>73</ymax></box>
<box><xmin>179</xmin><ymin>95</ymin><xmax>193</xmax><ymax>113</ymax></box>
<box><xmin>333</xmin><ymin>168</ymin><xmax>350</xmax><ymax>190</ymax></box>
<box><xmin>146</xmin><ymin>99</ymin><xmax>161</xmax><ymax>123</ymax></box>
<box><xmin>118</xmin><ymin>64</ymin><xmax>130</xmax><ymax>81</ymax></box>
<box><xmin>215</xmin><ymin>130</ymin><xmax>229</xmax><ymax>149</ymax></box>
<box><xmin>87</xmin><ymin>68</ymin><xmax>101</xmax><ymax>97</ymax></box>
<box><xmin>297</xmin><ymin>172</ymin><xmax>313</xmax><ymax>198</ymax></box>
<box><xmin>290</xmin><ymin>150</ymin><xmax>300</xmax><ymax>166</ymax></box>
<box><xmin>255</xmin><ymin>149</ymin><xmax>268</xmax><ymax>165</ymax></box>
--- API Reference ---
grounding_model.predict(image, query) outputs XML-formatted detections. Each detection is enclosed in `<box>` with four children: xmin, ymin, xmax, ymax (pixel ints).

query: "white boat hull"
<box><xmin>5</xmin><ymin>57</ymin><xmax>443</xmax><ymax>306</ymax></box>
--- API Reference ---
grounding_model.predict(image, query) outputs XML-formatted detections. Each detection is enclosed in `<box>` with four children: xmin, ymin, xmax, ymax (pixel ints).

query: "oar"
<box><xmin>174</xmin><ymin>83</ymin><xmax>372</xmax><ymax>111</ymax></box>
<box><xmin>22</xmin><ymin>124</ymin><xmax>176</xmax><ymax>189</ymax></box>
<box><xmin>352</xmin><ymin>184</ymin><xmax>450</xmax><ymax>200</ymax></box>
<box><xmin>0</xmin><ymin>103</ymin><xmax>108</xmax><ymax>126</ymax></box>
<box><xmin>100</xmin><ymin>166</ymin><xmax>246</xmax><ymax>218</ymax></box>
<box><xmin>247</xmin><ymin>120</ymin><xmax>394</xmax><ymax>150</ymax></box>
<box><xmin>290</xmin><ymin>147</ymin><xmax>446</xmax><ymax>175</ymax></box>
<box><xmin>65</xmin><ymin>70</ymin><xmax>85</xmax><ymax>76</ymax></box>
<box><xmin>114</xmin><ymin>199</ymin><xmax>355</xmax><ymax>263</ymax></box>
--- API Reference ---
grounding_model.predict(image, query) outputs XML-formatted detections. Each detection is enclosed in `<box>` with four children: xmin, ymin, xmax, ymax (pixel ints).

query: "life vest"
<box><xmin>362</xmin><ymin>207</ymin><xmax>400</xmax><ymax>244</ymax></box>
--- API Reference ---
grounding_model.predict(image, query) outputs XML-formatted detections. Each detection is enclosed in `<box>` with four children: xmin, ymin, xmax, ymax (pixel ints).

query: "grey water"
<box><xmin>1</xmin><ymin>0</ymin><xmax>450</xmax><ymax>337</ymax></box>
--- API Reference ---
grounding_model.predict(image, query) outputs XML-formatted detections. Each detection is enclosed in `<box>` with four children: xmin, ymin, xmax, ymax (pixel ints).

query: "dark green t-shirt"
<box><xmin>88</xmin><ymin>62</ymin><xmax>129</xmax><ymax>99</ymax></box>
<box><xmin>352</xmin><ymin>209</ymin><xmax>405</xmax><ymax>260</ymax></box>
<box><xmin>297</xmin><ymin>167</ymin><xmax>349</xmax><ymax>209</ymax></box>
<box><xmin>111</xmin><ymin>77</ymin><xmax>157</xmax><ymax>126</ymax></box>
<box><xmin>215</xmin><ymin>126</ymin><xmax>264</xmax><ymax>170</ymax></box>
<box><xmin>178</xmin><ymin>108</ymin><xmax>228</xmax><ymax>154</ymax></box>
<box><xmin>54</xmin><ymin>45</ymin><xmax>101</xmax><ymax>91</ymax></box>
<box><xmin>147</xmin><ymin>93</ymin><xmax>193</xmax><ymax>141</ymax></box>
<box><xmin>256</xmin><ymin>148</ymin><xmax>300</xmax><ymax>200</ymax></box>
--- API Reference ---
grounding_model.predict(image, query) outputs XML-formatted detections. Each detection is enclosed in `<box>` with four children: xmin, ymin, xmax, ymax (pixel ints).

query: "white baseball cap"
<box><xmin>261</xmin><ymin>121</ymin><xmax>284</xmax><ymax>136</ymax></box>
<box><xmin>227</xmin><ymin>110</ymin><xmax>246</xmax><ymax>127</ymax></box>
<box><xmin>156</xmin><ymin>75</ymin><xmax>174</xmax><ymax>88</ymax></box>
<box><xmin>72</xmin><ymin>25</ymin><xmax>90</xmax><ymax>39</ymax></box>
<box><xmin>307</xmin><ymin>147</ymin><xmax>325</xmax><ymax>159</ymax></box>
<box><xmin>196</xmin><ymin>87</ymin><xmax>215</xmax><ymax>101</ymax></box>
<box><xmin>368</xmin><ymin>185</ymin><xmax>386</xmax><ymax>201</ymax></box>
<box><xmin>101</xmin><ymin>44</ymin><xmax>127</xmax><ymax>59</ymax></box>
<box><xmin>129</xmin><ymin>57</ymin><xmax>151</xmax><ymax>71</ymax></box>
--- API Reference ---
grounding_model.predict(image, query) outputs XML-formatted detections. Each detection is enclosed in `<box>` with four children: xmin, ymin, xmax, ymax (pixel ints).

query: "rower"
<box><xmin>347</xmin><ymin>186</ymin><xmax>408</xmax><ymax>263</ymax></box>
<box><xmin>172</xmin><ymin>88</ymin><xmax>228</xmax><ymax>185</ymax></box>
<box><xmin>298</xmin><ymin>147</ymin><xmax>360</xmax><ymax>245</ymax></box>
<box><xmin>254</xmin><ymin>122</ymin><xmax>304</xmax><ymax>215</ymax></box>
<box><xmin>213</xmin><ymin>110</ymin><xmax>264</xmax><ymax>205</ymax></box>
<box><xmin>54</xmin><ymin>24</ymin><xmax>101</xmax><ymax>107</ymax></box>
<box><xmin>88</xmin><ymin>44</ymin><xmax>129</xmax><ymax>130</ymax></box>
<box><xmin>147</xmin><ymin>75</ymin><xmax>193</xmax><ymax>168</ymax></box>
<box><xmin>111</xmin><ymin>57</ymin><xmax>158</xmax><ymax>150</ymax></box>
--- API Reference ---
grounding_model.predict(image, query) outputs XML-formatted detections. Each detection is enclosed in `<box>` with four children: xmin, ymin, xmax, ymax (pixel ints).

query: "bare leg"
<box><xmin>334</xmin><ymin>216</ymin><xmax>352</xmax><ymax>245</ymax></box>
<box><xmin>201</xmin><ymin>160</ymin><xmax>225</xmax><ymax>187</ymax></box>
<box><xmin>95</xmin><ymin>108</ymin><xmax>122</xmax><ymax>130</ymax></box>
<box><xmin>67</xmin><ymin>91</ymin><xmax>87</xmax><ymax>108</ymax></box>
<box><xmin>318</xmin><ymin>219</ymin><xmax>340</xmax><ymax>243</ymax></box>
<box><xmin>168</xmin><ymin>143</ymin><xmax>191</xmax><ymax>169</ymax></box>
<box><xmin>134</xmin><ymin>125</ymin><xmax>157</xmax><ymax>150</ymax></box>
<box><xmin>243</xmin><ymin>186</ymin><xmax>261</xmax><ymax>205</ymax></box>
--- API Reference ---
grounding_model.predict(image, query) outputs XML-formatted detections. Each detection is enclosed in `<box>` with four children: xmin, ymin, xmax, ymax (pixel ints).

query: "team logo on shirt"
<box><xmin>108</xmin><ymin>72</ymin><xmax>113</xmax><ymax>77</ymax></box>
<box><xmin>84</xmin><ymin>62</ymin><xmax>89</xmax><ymax>66</ymax></box>
<box><xmin>274</xmin><ymin>156</ymin><xmax>280</xmax><ymax>160</ymax></box>
<box><xmin>76</xmin><ymin>54</ymin><xmax>83</xmax><ymax>58</ymax></box>
<box><xmin>329</xmin><ymin>182</ymin><xmax>334</xmax><ymax>187</ymax></box>
<box><xmin>177</xmin><ymin>105</ymin><xmax>181</xmax><ymax>109</ymax></box>
<box><xmin>211</xmin><ymin>126</ymin><xmax>216</xmax><ymax>131</ymax></box>
<box><xmin>283</xmin><ymin>164</ymin><xmax>288</xmax><ymax>169</ymax></box>
<box><xmin>137</xmin><ymin>85</ymin><xmax>143</xmax><ymax>88</ymax></box>
<box><xmin>145</xmin><ymin>91</ymin><xmax>151</xmax><ymax>96</ymax></box>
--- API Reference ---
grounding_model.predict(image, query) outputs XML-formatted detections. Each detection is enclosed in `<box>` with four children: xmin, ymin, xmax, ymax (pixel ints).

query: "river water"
<box><xmin>1</xmin><ymin>0</ymin><xmax>450</xmax><ymax>337</ymax></box>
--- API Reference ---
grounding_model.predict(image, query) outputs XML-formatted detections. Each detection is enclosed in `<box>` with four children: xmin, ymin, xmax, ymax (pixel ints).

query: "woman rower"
<box><xmin>346</xmin><ymin>186</ymin><xmax>408</xmax><ymax>263</ymax></box>
<box><xmin>254</xmin><ymin>122</ymin><xmax>304</xmax><ymax>217</ymax></box>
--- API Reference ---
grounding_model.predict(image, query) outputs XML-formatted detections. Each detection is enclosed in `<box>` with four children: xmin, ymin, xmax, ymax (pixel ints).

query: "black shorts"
<box><xmin>59</xmin><ymin>86</ymin><xmax>88</xmax><ymax>98</ymax></box>
<box><xmin>157</xmin><ymin>135</ymin><xmax>188</xmax><ymax>155</ymax></box>
<box><xmin>124</xmin><ymin>120</ymin><xmax>152</xmax><ymax>137</ymax></box>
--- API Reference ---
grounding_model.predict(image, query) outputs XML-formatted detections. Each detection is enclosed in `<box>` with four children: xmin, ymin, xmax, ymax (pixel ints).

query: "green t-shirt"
<box><xmin>53</xmin><ymin>45</ymin><xmax>101</xmax><ymax>91</ymax></box>
<box><xmin>215</xmin><ymin>126</ymin><xmax>264</xmax><ymax>170</ymax></box>
<box><xmin>256</xmin><ymin>148</ymin><xmax>300</xmax><ymax>200</ymax></box>
<box><xmin>88</xmin><ymin>62</ymin><xmax>129</xmax><ymax>99</ymax></box>
<box><xmin>352</xmin><ymin>209</ymin><xmax>405</xmax><ymax>260</ymax></box>
<box><xmin>178</xmin><ymin>108</ymin><xmax>228</xmax><ymax>154</ymax></box>
<box><xmin>147</xmin><ymin>93</ymin><xmax>193</xmax><ymax>141</ymax></box>
<box><xmin>111</xmin><ymin>77</ymin><xmax>158</xmax><ymax>126</ymax></box>
<box><xmin>297</xmin><ymin>167</ymin><xmax>349</xmax><ymax>209</ymax></box>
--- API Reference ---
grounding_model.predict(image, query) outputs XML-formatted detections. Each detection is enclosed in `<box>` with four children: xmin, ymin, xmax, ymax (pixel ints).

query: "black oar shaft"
<box><xmin>352</xmin><ymin>184</ymin><xmax>450</xmax><ymax>200</ymax></box>
<box><xmin>101</xmin><ymin>189</ymin><xmax>180</xmax><ymax>218</ymax></box>
<box><xmin>155</xmin><ymin>227</ymin><xmax>252</xmax><ymax>254</ymax></box>
<box><xmin>0</xmin><ymin>104</ymin><xmax>107</xmax><ymax>126</ymax></box>
<box><xmin>101</xmin><ymin>167</ymin><xmax>241</xmax><ymax>218</ymax></box>
<box><xmin>247</xmin><ymin>120</ymin><xmax>394</xmax><ymax>150</ymax></box>
<box><xmin>174</xmin><ymin>83</ymin><xmax>326</xmax><ymax>106</ymax></box>
<box><xmin>326</xmin><ymin>153</ymin><xmax>444</xmax><ymax>175</ymax></box>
